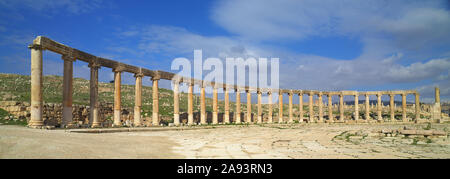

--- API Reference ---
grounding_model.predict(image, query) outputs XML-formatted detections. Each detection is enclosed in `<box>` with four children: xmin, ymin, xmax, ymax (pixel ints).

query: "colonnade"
<box><xmin>28</xmin><ymin>36</ymin><xmax>434</xmax><ymax>128</ymax></box>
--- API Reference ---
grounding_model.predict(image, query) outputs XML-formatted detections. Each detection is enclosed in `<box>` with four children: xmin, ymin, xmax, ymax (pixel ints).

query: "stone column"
<box><xmin>415</xmin><ymin>93</ymin><xmax>420</xmax><ymax>122</ymax></box>
<box><xmin>327</xmin><ymin>94</ymin><xmax>333</xmax><ymax>122</ymax></box>
<box><xmin>224</xmin><ymin>87</ymin><xmax>230</xmax><ymax>124</ymax></box>
<box><xmin>61</xmin><ymin>55</ymin><xmax>75</xmax><ymax>128</ymax></box>
<box><xmin>377</xmin><ymin>93</ymin><xmax>383</xmax><ymax>122</ymax></box>
<box><xmin>113</xmin><ymin>69</ymin><xmax>122</xmax><ymax>126</ymax></box>
<box><xmin>152</xmin><ymin>77</ymin><xmax>160</xmax><ymax>126</ymax></box>
<box><xmin>433</xmin><ymin>87</ymin><xmax>442</xmax><ymax>123</ymax></box>
<box><xmin>89</xmin><ymin>62</ymin><xmax>101</xmax><ymax>127</ymax></box>
<box><xmin>173</xmin><ymin>80</ymin><xmax>180</xmax><ymax>126</ymax></box>
<box><xmin>318</xmin><ymin>92</ymin><xmax>323</xmax><ymax>122</ymax></box>
<box><xmin>390</xmin><ymin>94</ymin><xmax>395</xmax><ymax>122</ymax></box>
<box><xmin>279</xmin><ymin>91</ymin><xmax>283</xmax><ymax>123</ymax></box>
<box><xmin>268</xmin><ymin>91</ymin><xmax>273</xmax><ymax>123</ymax></box>
<box><xmin>188</xmin><ymin>83</ymin><xmax>194</xmax><ymax>125</ymax></box>
<box><xmin>288</xmin><ymin>91</ymin><xmax>293</xmax><ymax>123</ymax></box>
<box><xmin>257</xmin><ymin>90</ymin><xmax>262</xmax><ymax>123</ymax></box>
<box><xmin>402</xmin><ymin>93</ymin><xmax>407</xmax><ymax>122</ymax></box>
<box><xmin>212</xmin><ymin>87</ymin><xmax>218</xmax><ymax>124</ymax></box>
<box><xmin>235</xmin><ymin>89</ymin><xmax>241</xmax><ymax>124</ymax></box>
<box><xmin>29</xmin><ymin>44</ymin><xmax>44</xmax><ymax>127</ymax></box>
<box><xmin>309</xmin><ymin>92</ymin><xmax>314</xmax><ymax>122</ymax></box>
<box><xmin>339</xmin><ymin>94</ymin><xmax>344</xmax><ymax>122</ymax></box>
<box><xmin>134</xmin><ymin>73</ymin><xmax>143</xmax><ymax>126</ymax></box>
<box><xmin>365</xmin><ymin>94</ymin><xmax>370</xmax><ymax>121</ymax></box>
<box><xmin>246</xmin><ymin>90</ymin><xmax>252</xmax><ymax>123</ymax></box>
<box><xmin>200</xmin><ymin>85</ymin><xmax>206</xmax><ymax>125</ymax></box>
<box><xmin>299</xmin><ymin>93</ymin><xmax>303</xmax><ymax>123</ymax></box>
<box><xmin>354</xmin><ymin>94</ymin><xmax>359</xmax><ymax>121</ymax></box>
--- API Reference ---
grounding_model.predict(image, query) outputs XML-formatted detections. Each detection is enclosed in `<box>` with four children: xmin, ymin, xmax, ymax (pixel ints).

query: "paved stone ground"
<box><xmin>0</xmin><ymin>123</ymin><xmax>449</xmax><ymax>158</ymax></box>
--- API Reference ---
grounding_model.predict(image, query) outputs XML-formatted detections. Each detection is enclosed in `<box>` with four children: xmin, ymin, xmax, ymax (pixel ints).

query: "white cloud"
<box><xmin>105</xmin><ymin>1</ymin><xmax>450</xmax><ymax>101</ymax></box>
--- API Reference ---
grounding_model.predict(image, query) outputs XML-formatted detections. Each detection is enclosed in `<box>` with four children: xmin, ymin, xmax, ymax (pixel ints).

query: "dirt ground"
<box><xmin>0</xmin><ymin>123</ymin><xmax>449</xmax><ymax>159</ymax></box>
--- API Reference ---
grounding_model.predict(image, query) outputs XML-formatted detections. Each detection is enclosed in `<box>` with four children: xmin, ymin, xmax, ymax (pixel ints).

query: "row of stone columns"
<box><xmin>168</xmin><ymin>88</ymin><xmax>424</xmax><ymax>125</ymax></box>
<box><xmin>28</xmin><ymin>37</ymin><xmax>437</xmax><ymax>129</ymax></box>
<box><xmin>27</xmin><ymin>49</ymin><xmax>425</xmax><ymax>128</ymax></box>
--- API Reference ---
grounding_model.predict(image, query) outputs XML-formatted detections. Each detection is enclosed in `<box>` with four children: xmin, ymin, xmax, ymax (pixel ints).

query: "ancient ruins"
<box><xmin>27</xmin><ymin>36</ymin><xmax>445</xmax><ymax>128</ymax></box>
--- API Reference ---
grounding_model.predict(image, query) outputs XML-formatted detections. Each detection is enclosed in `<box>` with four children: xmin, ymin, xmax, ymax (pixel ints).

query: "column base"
<box><xmin>28</xmin><ymin>121</ymin><xmax>44</xmax><ymax>128</ymax></box>
<box><xmin>174</xmin><ymin>114</ymin><xmax>180</xmax><ymax>126</ymax></box>
<box><xmin>91</xmin><ymin>122</ymin><xmax>102</xmax><ymax>128</ymax></box>
<box><xmin>188</xmin><ymin>114</ymin><xmax>194</xmax><ymax>125</ymax></box>
<box><xmin>212</xmin><ymin>113</ymin><xmax>218</xmax><ymax>124</ymax></box>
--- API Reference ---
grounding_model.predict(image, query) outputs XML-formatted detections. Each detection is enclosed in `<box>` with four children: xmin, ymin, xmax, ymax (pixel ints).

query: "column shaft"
<box><xmin>268</xmin><ymin>92</ymin><xmax>273</xmax><ymax>123</ymax></box>
<box><xmin>188</xmin><ymin>84</ymin><xmax>194</xmax><ymax>125</ymax></box>
<box><xmin>309</xmin><ymin>93</ymin><xmax>314</xmax><ymax>122</ymax></box>
<box><xmin>134</xmin><ymin>74</ymin><xmax>143</xmax><ymax>126</ymax></box>
<box><xmin>339</xmin><ymin>94</ymin><xmax>344</xmax><ymax>121</ymax></box>
<box><xmin>299</xmin><ymin>94</ymin><xmax>303</xmax><ymax>122</ymax></box>
<box><xmin>402</xmin><ymin>93</ymin><xmax>407</xmax><ymax>122</ymax></box>
<box><xmin>89</xmin><ymin>63</ymin><xmax>100</xmax><ymax>127</ymax></box>
<box><xmin>354</xmin><ymin>94</ymin><xmax>359</xmax><ymax>121</ymax></box>
<box><xmin>415</xmin><ymin>93</ymin><xmax>420</xmax><ymax>122</ymax></box>
<box><xmin>29</xmin><ymin>45</ymin><xmax>44</xmax><ymax>127</ymax></box>
<box><xmin>390</xmin><ymin>94</ymin><xmax>395</xmax><ymax>122</ymax></box>
<box><xmin>173</xmin><ymin>81</ymin><xmax>180</xmax><ymax>126</ymax></box>
<box><xmin>279</xmin><ymin>92</ymin><xmax>283</xmax><ymax>123</ymax></box>
<box><xmin>200</xmin><ymin>86</ymin><xmax>206</xmax><ymax>124</ymax></box>
<box><xmin>377</xmin><ymin>94</ymin><xmax>383</xmax><ymax>122</ymax></box>
<box><xmin>365</xmin><ymin>94</ymin><xmax>370</xmax><ymax>121</ymax></box>
<box><xmin>224</xmin><ymin>88</ymin><xmax>230</xmax><ymax>123</ymax></box>
<box><xmin>288</xmin><ymin>92</ymin><xmax>293</xmax><ymax>123</ymax></box>
<box><xmin>246</xmin><ymin>90</ymin><xmax>252</xmax><ymax>123</ymax></box>
<box><xmin>62</xmin><ymin>56</ymin><xmax>74</xmax><ymax>127</ymax></box>
<box><xmin>152</xmin><ymin>78</ymin><xmax>159</xmax><ymax>126</ymax></box>
<box><xmin>257</xmin><ymin>91</ymin><xmax>262</xmax><ymax>123</ymax></box>
<box><xmin>212</xmin><ymin>88</ymin><xmax>218</xmax><ymax>124</ymax></box>
<box><xmin>113</xmin><ymin>70</ymin><xmax>122</xmax><ymax>126</ymax></box>
<box><xmin>328</xmin><ymin>95</ymin><xmax>333</xmax><ymax>122</ymax></box>
<box><xmin>318</xmin><ymin>93</ymin><xmax>323</xmax><ymax>122</ymax></box>
<box><xmin>236</xmin><ymin>89</ymin><xmax>241</xmax><ymax>123</ymax></box>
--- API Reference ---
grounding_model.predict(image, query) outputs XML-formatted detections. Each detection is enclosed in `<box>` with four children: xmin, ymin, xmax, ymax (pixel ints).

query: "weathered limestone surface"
<box><xmin>246</xmin><ymin>90</ymin><xmax>251</xmax><ymax>123</ymax></box>
<box><xmin>200</xmin><ymin>86</ymin><xmax>206</xmax><ymax>125</ymax></box>
<box><xmin>327</xmin><ymin>94</ymin><xmax>333</xmax><ymax>122</ymax></box>
<box><xmin>61</xmin><ymin>55</ymin><xmax>74</xmax><ymax>127</ymax></box>
<box><xmin>187</xmin><ymin>83</ymin><xmax>194</xmax><ymax>125</ymax></box>
<box><xmin>134</xmin><ymin>73</ymin><xmax>143</xmax><ymax>126</ymax></box>
<box><xmin>152</xmin><ymin>77</ymin><xmax>159</xmax><ymax>126</ymax></box>
<box><xmin>89</xmin><ymin>63</ymin><xmax>100</xmax><ymax>127</ymax></box>
<box><xmin>257</xmin><ymin>91</ymin><xmax>262</xmax><ymax>124</ymax></box>
<box><xmin>309</xmin><ymin>93</ymin><xmax>314</xmax><ymax>122</ymax></box>
<box><xmin>173</xmin><ymin>81</ymin><xmax>180</xmax><ymax>126</ymax></box>
<box><xmin>212</xmin><ymin>88</ymin><xmax>218</xmax><ymax>124</ymax></box>
<box><xmin>279</xmin><ymin>91</ymin><xmax>283</xmax><ymax>123</ymax></box>
<box><xmin>288</xmin><ymin>92</ymin><xmax>293</xmax><ymax>123</ymax></box>
<box><xmin>29</xmin><ymin>44</ymin><xmax>43</xmax><ymax>127</ymax></box>
<box><xmin>224</xmin><ymin>88</ymin><xmax>230</xmax><ymax>124</ymax></box>
<box><xmin>235</xmin><ymin>89</ymin><xmax>241</xmax><ymax>124</ymax></box>
<box><xmin>318</xmin><ymin>93</ymin><xmax>323</xmax><ymax>122</ymax></box>
<box><xmin>299</xmin><ymin>93</ymin><xmax>303</xmax><ymax>122</ymax></box>
<box><xmin>268</xmin><ymin>92</ymin><xmax>273</xmax><ymax>123</ymax></box>
<box><xmin>113</xmin><ymin>69</ymin><xmax>122</xmax><ymax>126</ymax></box>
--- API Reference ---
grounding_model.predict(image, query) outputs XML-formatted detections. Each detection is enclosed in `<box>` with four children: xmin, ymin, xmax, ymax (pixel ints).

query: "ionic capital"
<box><xmin>61</xmin><ymin>55</ymin><xmax>76</xmax><ymax>62</ymax></box>
<box><xmin>151</xmin><ymin>75</ymin><xmax>161</xmax><ymax>81</ymax></box>
<box><xmin>28</xmin><ymin>44</ymin><xmax>43</xmax><ymax>50</ymax></box>
<box><xmin>88</xmin><ymin>62</ymin><xmax>101</xmax><ymax>69</ymax></box>
<box><xmin>112</xmin><ymin>66</ymin><xmax>125</xmax><ymax>73</ymax></box>
<box><xmin>134</xmin><ymin>73</ymin><xmax>144</xmax><ymax>78</ymax></box>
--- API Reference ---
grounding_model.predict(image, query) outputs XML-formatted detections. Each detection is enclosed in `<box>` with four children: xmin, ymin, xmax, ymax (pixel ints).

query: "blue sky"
<box><xmin>0</xmin><ymin>0</ymin><xmax>449</xmax><ymax>103</ymax></box>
